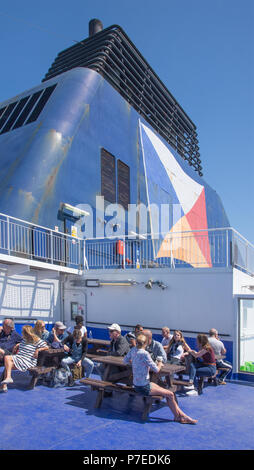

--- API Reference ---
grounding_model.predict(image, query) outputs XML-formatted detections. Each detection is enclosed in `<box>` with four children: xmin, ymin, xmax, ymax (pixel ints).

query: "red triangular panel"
<box><xmin>186</xmin><ymin>188</ymin><xmax>212</xmax><ymax>266</ymax></box>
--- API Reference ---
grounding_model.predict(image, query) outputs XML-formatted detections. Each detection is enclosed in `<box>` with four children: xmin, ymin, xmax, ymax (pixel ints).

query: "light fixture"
<box><xmin>145</xmin><ymin>280</ymin><xmax>153</xmax><ymax>289</ymax></box>
<box><xmin>99</xmin><ymin>280</ymin><xmax>135</xmax><ymax>287</ymax></box>
<box><xmin>60</xmin><ymin>203</ymin><xmax>90</xmax><ymax>217</ymax></box>
<box><xmin>145</xmin><ymin>279</ymin><xmax>168</xmax><ymax>290</ymax></box>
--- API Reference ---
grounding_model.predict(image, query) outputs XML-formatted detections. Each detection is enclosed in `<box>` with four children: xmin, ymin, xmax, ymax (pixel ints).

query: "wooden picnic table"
<box><xmin>82</xmin><ymin>354</ymin><xmax>185</xmax><ymax>411</ymax></box>
<box><xmin>87</xmin><ymin>338</ymin><xmax>111</xmax><ymax>355</ymax></box>
<box><xmin>89</xmin><ymin>354</ymin><xmax>185</xmax><ymax>387</ymax></box>
<box><xmin>37</xmin><ymin>347</ymin><xmax>66</xmax><ymax>367</ymax></box>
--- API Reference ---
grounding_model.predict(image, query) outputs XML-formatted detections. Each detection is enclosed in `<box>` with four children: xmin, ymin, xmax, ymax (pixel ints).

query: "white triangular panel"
<box><xmin>141</xmin><ymin>123</ymin><xmax>204</xmax><ymax>215</ymax></box>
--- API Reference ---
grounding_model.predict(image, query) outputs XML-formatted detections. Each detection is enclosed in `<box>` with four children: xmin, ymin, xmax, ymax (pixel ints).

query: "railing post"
<box><xmin>123</xmin><ymin>239</ymin><xmax>126</xmax><ymax>270</ymax></box>
<box><xmin>50</xmin><ymin>230</ymin><xmax>53</xmax><ymax>264</ymax></box>
<box><xmin>83</xmin><ymin>239</ymin><xmax>89</xmax><ymax>270</ymax></box>
<box><xmin>231</xmin><ymin>229</ymin><xmax>235</xmax><ymax>268</ymax></box>
<box><xmin>7</xmin><ymin>216</ymin><xmax>10</xmax><ymax>255</ymax></box>
<box><xmin>226</xmin><ymin>229</ymin><xmax>229</xmax><ymax>268</ymax></box>
<box><xmin>246</xmin><ymin>241</ymin><xmax>248</xmax><ymax>273</ymax></box>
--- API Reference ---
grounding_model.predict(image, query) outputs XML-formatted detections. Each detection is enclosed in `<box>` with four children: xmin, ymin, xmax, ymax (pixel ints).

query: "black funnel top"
<box><xmin>43</xmin><ymin>24</ymin><xmax>202</xmax><ymax>175</ymax></box>
<box><xmin>89</xmin><ymin>19</ymin><xmax>103</xmax><ymax>36</ymax></box>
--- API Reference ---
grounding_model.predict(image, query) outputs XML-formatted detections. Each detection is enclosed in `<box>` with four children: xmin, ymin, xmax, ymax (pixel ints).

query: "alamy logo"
<box><xmin>71</xmin><ymin>196</ymin><xmax>183</xmax><ymax>240</ymax></box>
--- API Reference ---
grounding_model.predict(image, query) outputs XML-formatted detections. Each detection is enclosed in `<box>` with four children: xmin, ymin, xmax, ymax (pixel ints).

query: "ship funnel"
<box><xmin>89</xmin><ymin>19</ymin><xmax>103</xmax><ymax>37</ymax></box>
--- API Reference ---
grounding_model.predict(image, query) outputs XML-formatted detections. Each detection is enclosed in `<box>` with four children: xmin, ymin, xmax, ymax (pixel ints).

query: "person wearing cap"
<box><xmin>96</xmin><ymin>324</ymin><xmax>130</xmax><ymax>382</ymax></box>
<box><xmin>107</xmin><ymin>324</ymin><xmax>130</xmax><ymax>357</ymax></box>
<box><xmin>47</xmin><ymin>321</ymin><xmax>69</xmax><ymax>349</ymax></box>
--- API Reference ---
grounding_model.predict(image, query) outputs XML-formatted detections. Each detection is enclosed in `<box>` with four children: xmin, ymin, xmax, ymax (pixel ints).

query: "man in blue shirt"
<box><xmin>47</xmin><ymin>321</ymin><xmax>68</xmax><ymax>348</ymax></box>
<box><xmin>0</xmin><ymin>319</ymin><xmax>22</xmax><ymax>363</ymax></box>
<box><xmin>143</xmin><ymin>329</ymin><xmax>167</xmax><ymax>364</ymax></box>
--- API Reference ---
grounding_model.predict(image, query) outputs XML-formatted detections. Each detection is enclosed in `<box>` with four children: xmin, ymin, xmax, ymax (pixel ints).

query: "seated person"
<box><xmin>134</xmin><ymin>324</ymin><xmax>143</xmax><ymax>337</ymax></box>
<box><xmin>97</xmin><ymin>323</ymin><xmax>130</xmax><ymax>380</ymax></box>
<box><xmin>33</xmin><ymin>320</ymin><xmax>49</xmax><ymax>342</ymax></box>
<box><xmin>61</xmin><ymin>328</ymin><xmax>94</xmax><ymax>385</ymax></box>
<box><xmin>47</xmin><ymin>321</ymin><xmax>68</xmax><ymax>348</ymax></box>
<box><xmin>143</xmin><ymin>329</ymin><xmax>167</xmax><ymax>364</ymax></box>
<box><xmin>161</xmin><ymin>327</ymin><xmax>173</xmax><ymax>351</ymax></box>
<box><xmin>107</xmin><ymin>323</ymin><xmax>130</xmax><ymax>357</ymax></box>
<box><xmin>0</xmin><ymin>319</ymin><xmax>22</xmax><ymax>364</ymax></box>
<box><xmin>208</xmin><ymin>328</ymin><xmax>232</xmax><ymax>384</ymax></box>
<box><xmin>123</xmin><ymin>334</ymin><xmax>197</xmax><ymax>424</ymax></box>
<box><xmin>189</xmin><ymin>334</ymin><xmax>217</xmax><ymax>391</ymax></box>
<box><xmin>0</xmin><ymin>325</ymin><xmax>48</xmax><ymax>392</ymax></box>
<box><xmin>166</xmin><ymin>330</ymin><xmax>190</xmax><ymax>365</ymax></box>
<box><xmin>67</xmin><ymin>315</ymin><xmax>87</xmax><ymax>338</ymax></box>
<box><xmin>124</xmin><ymin>332</ymin><xmax>137</xmax><ymax>348</ymax></box>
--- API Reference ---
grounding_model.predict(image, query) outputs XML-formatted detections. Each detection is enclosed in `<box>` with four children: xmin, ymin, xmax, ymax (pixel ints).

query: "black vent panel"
<box><xmin>43</xmin><ymin>25</ymin><xmax>202</xmax><ymax>175</ymax></box>
<box><xmin>0</xmin><ymin>84</ymin><xmax>57</xmax><ymax>135</ymax></box>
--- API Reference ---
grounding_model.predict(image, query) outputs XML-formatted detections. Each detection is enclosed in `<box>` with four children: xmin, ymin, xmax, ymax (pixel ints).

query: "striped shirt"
<box><xmin>12</xmin><ymin>338</ymin><xmax>47</xmax><ymax>371</ymax></box>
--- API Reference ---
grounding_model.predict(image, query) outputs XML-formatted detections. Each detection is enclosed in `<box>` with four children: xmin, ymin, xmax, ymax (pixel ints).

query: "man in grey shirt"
<box><xmin>208</xmin><ymin>328</ymin><xmax>232</xmax><ymax>384</ymax></box>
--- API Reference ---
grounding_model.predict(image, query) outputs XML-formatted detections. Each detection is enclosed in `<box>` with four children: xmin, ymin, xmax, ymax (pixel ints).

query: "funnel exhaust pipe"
<box><xmin>89</xmin><ymin>19</ymin><xmax>103</xmax><ymax>37</ymax></box>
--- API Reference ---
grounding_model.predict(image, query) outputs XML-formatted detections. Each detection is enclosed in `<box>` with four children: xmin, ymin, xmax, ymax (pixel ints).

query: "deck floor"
<box><xmin>0</xmin><ymin>368</ymin><xmax>254</xmax><ymax>451</ymax></box>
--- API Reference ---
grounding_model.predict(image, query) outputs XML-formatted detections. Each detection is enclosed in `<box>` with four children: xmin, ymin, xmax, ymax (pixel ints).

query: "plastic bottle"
<box><xmin>89</xmin><ymin>330</ymin><xmax>93</xmax><ymax>339</ymax></box>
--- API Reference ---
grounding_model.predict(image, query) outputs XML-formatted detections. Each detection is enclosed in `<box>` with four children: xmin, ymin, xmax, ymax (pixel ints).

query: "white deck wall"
<box><xmin>65</xmin><ymin>267</ymin><xmax>234</xmax><ymax>339</ymax></box>
<box><xmin>0</xmin><ymin>270</ymin><xmax>61</xmax><ymax>324</ymax></box>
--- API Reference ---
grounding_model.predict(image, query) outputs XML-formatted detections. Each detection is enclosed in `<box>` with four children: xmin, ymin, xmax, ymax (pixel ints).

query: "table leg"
<box><xmin>94</xmin><ymin>388</ymin><xmax>104</xmax><ymax>408</ymax></box>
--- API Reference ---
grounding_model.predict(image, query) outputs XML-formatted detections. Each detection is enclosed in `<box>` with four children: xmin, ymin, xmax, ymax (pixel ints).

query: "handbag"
<box><xmin>72</xmin><ymin>363</ymin><xmax>83</xmax><ymax>380</ymax></box>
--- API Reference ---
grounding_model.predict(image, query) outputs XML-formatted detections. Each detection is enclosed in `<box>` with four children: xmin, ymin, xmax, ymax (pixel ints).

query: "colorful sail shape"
<box><xmin>156</xmin><ymin>215</ymin><xmax>211</xmax><ymax>268</ymax></box>
<box><xmin>140</xmin><ymin>122</ymin><xmax>212</xmax><ymax>267</ymax></box>
<box><xmin>185</xmin><ymin>187</ymin><xmax>212</xmax><ymax>267</ymax></box>
<box><xmin>139</xmin><ymin>121</ymin><xmax>183</xmax><ymax>237</ymax></box>
<box><xmin>140</xmin><ymin>122</ymin><xmax>204</xmax><ymax>214</ymax></box>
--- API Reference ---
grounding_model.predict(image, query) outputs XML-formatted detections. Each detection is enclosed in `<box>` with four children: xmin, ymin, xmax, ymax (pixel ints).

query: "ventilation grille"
<box><xmin>43</xmin><ymin>25</ymin><xmax>202</xmax><ymax>175</ymax></box>
<box><xmin>0</xmin><ymin>84</ymin><xmax>57</xmax><ymax>135</ymax></box>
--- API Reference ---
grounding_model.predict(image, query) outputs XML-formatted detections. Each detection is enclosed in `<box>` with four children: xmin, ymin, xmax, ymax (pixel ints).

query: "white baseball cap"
<box><xmin>108</xmin><ymin>323</ymin><xmax>121</xmax><ymax>333</ymax></box>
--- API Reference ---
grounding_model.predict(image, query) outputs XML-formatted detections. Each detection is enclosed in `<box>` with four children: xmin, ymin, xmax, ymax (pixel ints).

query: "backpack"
<box><xmin>71</xmin><ymin>363</ymin><xmax>83</xmax><ymax>380</ymax></box>
<box><xmin>49</xmin><ymin>367</ymin><xmax>71</xmax><ymax>388</ymax></box>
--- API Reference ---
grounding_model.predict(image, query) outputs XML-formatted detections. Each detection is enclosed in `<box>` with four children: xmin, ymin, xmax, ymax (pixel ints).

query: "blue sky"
<box><xmin>1</xmin><ymin>0</ymin><xmax>253</xmax><ymax>242</ymax></box>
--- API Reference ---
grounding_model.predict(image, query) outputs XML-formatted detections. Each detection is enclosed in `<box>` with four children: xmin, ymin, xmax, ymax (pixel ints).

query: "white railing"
<box><xmin>0</xmin><ymin>212</ymin><xmax>253</xmax><ymax>276</ymax></box>
<box><xmin>85</xmin><ymin>227</ymin><xmax>254</xmax><ymax>275</ymax></box>
<box><xmin>0</xmin><ymin>213</ymin><xmax>84</xmax><ymax>270</ymax></box>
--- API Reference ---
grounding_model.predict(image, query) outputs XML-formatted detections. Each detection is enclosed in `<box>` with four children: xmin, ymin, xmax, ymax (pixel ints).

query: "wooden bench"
<box><xmin>172</xmin><ymin>378</ymin><xmax>193</xmax><ymax>390</ymax></box>
<box><xmin>28</xmin><ymin>366</ymin><xmax>56</xmax><ymax>389</ymax></box>
<box><xmin>80</xmin><ymin>377</ymin><xmax>177</xmax><ymax>421</ymax></box>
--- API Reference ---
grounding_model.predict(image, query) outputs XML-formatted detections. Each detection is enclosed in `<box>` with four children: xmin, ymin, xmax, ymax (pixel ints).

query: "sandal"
<box><xmin>174</xmin><ymin>415</ymin><xmax>198</xmax><ymax>425</ymax></box>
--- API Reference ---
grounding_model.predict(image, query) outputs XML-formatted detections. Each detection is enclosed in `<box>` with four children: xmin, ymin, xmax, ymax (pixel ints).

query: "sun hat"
<box><xmin>55</xmin><ymin>321</ymin><xmax>67</xmax><ymax>330</ymax></box>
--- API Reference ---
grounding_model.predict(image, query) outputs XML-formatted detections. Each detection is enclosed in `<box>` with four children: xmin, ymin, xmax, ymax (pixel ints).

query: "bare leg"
<box><xmin>1</xmin><ymin>355</ymin><xmax>17</xmax><ymax>383</ymax></box>
<box><xmin>150</xmin><ymin>382</ymin><xmax>197</xmax><ymax>424</ymax></box>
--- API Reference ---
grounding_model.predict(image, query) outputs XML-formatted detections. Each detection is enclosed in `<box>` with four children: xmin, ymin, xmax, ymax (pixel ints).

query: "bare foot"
<box><xmin>1</xmin><ymin>377</ymin><xmax>13</xmax><ymax>384</ymax></box>
<box><xmin>174</xmin><ymin>414</ymin><xmax>197</xmax><ymax>425</ymax></box>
